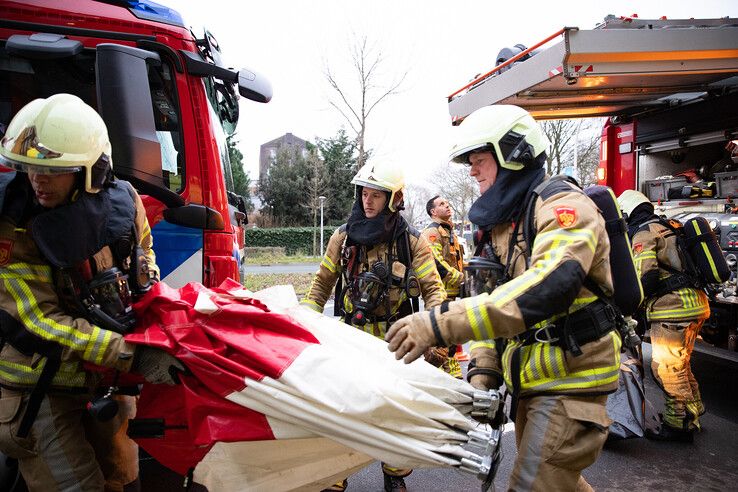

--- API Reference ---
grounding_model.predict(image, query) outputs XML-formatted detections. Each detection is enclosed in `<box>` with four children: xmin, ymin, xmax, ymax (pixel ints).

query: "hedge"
<box><xmin>245</xmin><ymin>227</ymin><xmax>336</xmax><ymax>254</ymax></box>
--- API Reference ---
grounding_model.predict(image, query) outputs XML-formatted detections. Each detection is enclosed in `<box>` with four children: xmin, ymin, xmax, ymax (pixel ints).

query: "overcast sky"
<box><xmin>174</xmin><ymin>0</ymin><xmax>737</xmax><ymax>187</ymax></box>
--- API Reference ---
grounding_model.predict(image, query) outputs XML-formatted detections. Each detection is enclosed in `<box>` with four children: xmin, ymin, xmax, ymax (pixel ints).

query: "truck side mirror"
<box><xmin>95</xmin><ymin>44</ymin><xmax>184</xmax><ymax>208</ymax></box>
<box><xmin>237</xmin><ymin>67</ymin><xmax>272</xmax><ymax>103</ymax></box>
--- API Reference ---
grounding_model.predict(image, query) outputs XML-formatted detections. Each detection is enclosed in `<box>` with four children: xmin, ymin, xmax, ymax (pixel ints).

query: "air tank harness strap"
<box><xmin>512</xmin><ymin>299</ymin><xmax>619</xmax><ymax>354</ymax></box>
<box><xmin>508</xmin><ymin>299</ymin><xmax>618</xmax><ymax>417</ymax></box>
<box><xmin>16</xmin><ymin>349</ymin><xmax>62</xmax><ymax>438</ymax></box>
<box><xmin>654</xmin><ymin>272</ymin><xmax>696</xmax><ymax>298</ymax></box>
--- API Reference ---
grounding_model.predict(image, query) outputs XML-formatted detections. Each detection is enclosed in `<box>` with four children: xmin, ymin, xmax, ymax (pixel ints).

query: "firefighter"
<box><xmin>421</xmin><ymin>195</ymin><xmax>464</xmax><ymax>378</ymax></box>
<box><xmin>618</xmin><ymin>190</ymin><xmax>708</xmax><ymax>442</ymax></box>
<box><xmin>386</xmin><ymin>105</ymin><xmax>620</xmax><ymax>491</ymax></box>
<box><xmin>301</xmin><ymin>161</ymin><xmax>445</xmax><ymax>492</ymax></box>
<box><xmin>0</xmin><ymin>94</ymin><xmax>184</xmax><ymax>492</ymax></box>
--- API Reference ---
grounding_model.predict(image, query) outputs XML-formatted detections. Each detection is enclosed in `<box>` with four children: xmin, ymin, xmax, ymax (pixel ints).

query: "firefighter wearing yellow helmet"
<box><xmin>387</xmin><ymin>105</ymin><xmax>620</xmax><ymax>490</ymax></box>
<box><xmin>619</xmin><ymin>189</ymin><xmax>709</xmax><ymax>442</ymax></box>
<box><xmin>301</xmin><ymin>161</ymin><xmax>445</xmax><ymax>492</ymax></box>
<box><xmin>0</xmin><ymin>94</ymin><xmax>183</xmax><ymax>491</ymax></box>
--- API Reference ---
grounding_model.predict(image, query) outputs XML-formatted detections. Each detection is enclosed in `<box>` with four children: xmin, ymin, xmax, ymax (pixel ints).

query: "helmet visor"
<box><xmin>450</xmin><ymin>143</ymin><xmax>496</xmax><ymax>165</ymax></box>
<box><xmin>352</xmin><ymin>178</ymin><xmax>392</xmax><ymax>193</ymax></box>
<box><xmin>0</xmin><ymin>155</ymin><xmax>81</xmax><ymax>175</ymax></box>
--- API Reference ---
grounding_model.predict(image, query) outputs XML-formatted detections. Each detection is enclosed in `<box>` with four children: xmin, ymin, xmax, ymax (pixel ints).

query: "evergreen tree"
<box><xmin>316</xmin><ymin>129</ymin><xmax>357</xmax><ymax>224</ymax></box>
<box><xmin>258</xmin><ymin>146</ymin><xmax>312</xmax><ymax>226</ymax></box>
<box><xmin>226</xmin><ymin>134</ymin><xmax>254</xmax><ymax>212</ymax></box>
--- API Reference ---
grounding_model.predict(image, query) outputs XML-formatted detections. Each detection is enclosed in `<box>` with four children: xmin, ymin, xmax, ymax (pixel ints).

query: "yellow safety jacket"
<box><xmin>631</xmin><ymin>221</ymin><xmax>710</xmax><ymax>322</ymax></box>
<box><xmin>301</xmin><ymin>224</ymin><xmax>445</xmax><ymax>339</ymax></box>
<box><xmin>441</xmin><ymin>178</ymin><xmax>621</xmax><ymax>396</ymax></box>
<box><xmin>421</xmin><ymin>221</ymin><xmax>464</xmax><ymax>298</ymax></box>
<box><xmin>0</xmin><ymin>181</ymin><xmax>157</xmax><ymax>391</ymax></box>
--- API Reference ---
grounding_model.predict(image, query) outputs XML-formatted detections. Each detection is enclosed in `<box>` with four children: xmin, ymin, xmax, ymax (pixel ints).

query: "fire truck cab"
<box><xmin>0</xmin><ymin>0</ymin><xmax>271</xmax><ymax>287</ymax></box>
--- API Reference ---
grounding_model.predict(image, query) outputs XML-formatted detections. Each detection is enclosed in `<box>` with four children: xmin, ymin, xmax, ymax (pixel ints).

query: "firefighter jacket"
<box><xmin>441</xmin><ymin>179</ymin><xmax>621</xmax><ymax>396</ymax></box>
<box><xmin>421</xmin><ymin>221</ymin><xmax>464</xmax><ymax>298</ymax></box>
<box><xmin>631</xmin><ymin>221</ymin><xmax>710</xmax><ymax>322</ymax></box>
<box><xmin>0</xmin><ymin>176</ymin><xmax>158</xmax><ymax>392</ymax></box>
<box><xmin>301</xmin><ymin>225</ymin><xmax>446</xmax><ymax>338</ymax></box>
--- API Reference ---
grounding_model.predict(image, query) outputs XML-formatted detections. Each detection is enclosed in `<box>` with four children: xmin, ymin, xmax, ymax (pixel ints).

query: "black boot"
<box><xmin>645</xmin><ymin>422</ymin><xmax>694</xmax><ymax>443</ymax></box>
<box><xmin>383</xmin><ymin>473</ymin><xmax>407</xmax><ymax>492</ymax></box>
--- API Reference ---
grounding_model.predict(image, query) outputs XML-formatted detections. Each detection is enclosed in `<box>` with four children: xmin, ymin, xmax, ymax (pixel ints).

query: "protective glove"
<box><xmin>387</xmin><ymin>300</ymin><xmax>473</xmax><ymax>363</ymax></box>
<box><xmin>467</xmin><ymin>354</ymin><xmax>505</xmax><ymax>426</ymax></box>
<box><xmin>469</xmin><ymin>373</ymin><xmax>500</xmax><ymax>391</ymax></box>
<box><xmin>386</xmin><ymin>311</ymin><xmax>439</xmax><ymax>363</ymax></box>
<box><xmin>133</xmin><ymin>347</ymin><xmax>185</xmax><ymax>385</ymax></box>
<box><xmin>422</xmin><ymin>346</ymin><xmax>449</xmax><ymax>367</ymax></box>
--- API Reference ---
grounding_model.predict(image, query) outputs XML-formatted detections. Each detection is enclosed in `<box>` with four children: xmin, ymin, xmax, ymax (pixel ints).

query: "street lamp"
<box><xmin>319</xmin><ymin>196</ymin><xmax>326</xmax><ymax>257</ymax></box>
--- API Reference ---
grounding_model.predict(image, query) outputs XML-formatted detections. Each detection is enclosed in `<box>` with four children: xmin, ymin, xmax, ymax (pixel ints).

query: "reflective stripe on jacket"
<box><xmin>301</xmin><ymin>225</ymin><xmax>445</xmax><ymax>335</ymax></box>
<box><xmin>456</xmin><ymin>180</ymin><xmax>619</xmax><ymax>396</ymax></box>
<box><xmin>0</xmin><ymin>189</ymin><xmax>154</xmax><ymax>391</ymax></box>
<box><xmin>632</xmin><ymin>222</ymin><xmax>710</xmax><ymax>322</ymax></box>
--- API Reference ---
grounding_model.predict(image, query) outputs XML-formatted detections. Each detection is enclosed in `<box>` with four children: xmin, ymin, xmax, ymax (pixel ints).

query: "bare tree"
<box><xmin>541</xmin><ymin>118</ymin><xmax>604</xmax><ymax>185</ymax></box>
<box><xmin>541</xmin><ymin>119</ymin><xmax>579</xmax><ymax>175</ymax></box>
<box><xmin>574</xmin><ymin>122</ymin><xmax>603</xmax><ymax>186</ymax></box>
<box><xmin>432</xmin><ymin>164</ymin><xmax>480</xmax><ymax>232</ymax></box>
<box><xmin>324</xmin><ymin>35</ymin><xmax>406</xmax><ymax>170</ymax></box>
<box><xmin>402</xmin><ymin>183</ymin><xmax>433</xmax><ymax>229</ymax></box>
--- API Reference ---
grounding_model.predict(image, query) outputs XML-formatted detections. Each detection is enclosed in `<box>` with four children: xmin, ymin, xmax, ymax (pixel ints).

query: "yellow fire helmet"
<box><xmin>0</xmin><ymin>93</ymin><xmax>113</xmax><ymax>193</ymax></box>
<box><xmin>351</xmin><ymin>161</ymin><xmax>405</xmax><ymax>212</ymax></box>
<box><xmin>449</xmin><ymin>104</ymin><xmax>550</xmax><ymax>170</ymax></box>
<box><xmin>617</xmin><ymin>189</ymin><xmax>652</xmax><ymax>217</ymax></box>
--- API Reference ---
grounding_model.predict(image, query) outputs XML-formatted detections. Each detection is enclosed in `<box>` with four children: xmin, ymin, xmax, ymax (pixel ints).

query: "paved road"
<box><xmin>244</xmin><ymin>262</ymin><xmax>319</xmax><ymax>274</ymax></box>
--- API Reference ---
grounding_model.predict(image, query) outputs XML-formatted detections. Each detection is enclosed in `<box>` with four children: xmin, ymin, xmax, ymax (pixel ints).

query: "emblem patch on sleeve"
<box><xmin>633</xmin><ymin>243</ymin><xmax>643</xmax><ymax>254</ymax></box>
<box><xmin>553</xmin><ymin>207</ymin><xmax>577</xmax><ymax>228</ymax></box>
<box><xmin>0</xmin><ymin>239</ymin><xmax>14</xmax><ymax>266</ymax></box>
<box><xmin>428</xmin><ymin>233</ymin><xmax>438</xmax><ymax>242</ymax></box>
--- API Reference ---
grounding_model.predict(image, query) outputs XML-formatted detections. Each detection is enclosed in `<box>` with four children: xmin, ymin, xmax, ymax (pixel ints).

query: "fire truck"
<box><xmin>0</xmin><ymin>0</ymin><xmax>271</xmax><ymax>288</ymax></box>
<box><xmin>448</xmin><ymin>15</ymin><xmax>738</xmax><ymax>360</ymax></box>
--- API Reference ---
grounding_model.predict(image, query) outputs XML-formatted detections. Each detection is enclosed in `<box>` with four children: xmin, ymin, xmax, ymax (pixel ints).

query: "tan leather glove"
<box><xmin>386</xmin><ymin>311</ymin><xmax>438</xmax><ymax>363</ymax></box>
<box><xmin>387</xmin><ymin>301</ymin><xmax>475</xmax><ymax>363</ymax></box>
<box><xmin>469</xmin><ymin>373</ymin><xmax>500</xmax><ymax>391</ymax></box>
<box><xmin>467</xmin><ymin>352</ymin><xmax>502</xmax><ymax>390</ymax></box>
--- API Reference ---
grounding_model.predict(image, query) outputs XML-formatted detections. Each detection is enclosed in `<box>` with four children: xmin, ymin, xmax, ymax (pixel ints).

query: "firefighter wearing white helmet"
<box><xmin>0</xmin><ymin>94</ymin><xmax>183</xmax><ymax>491</ymax></box>
<box><xmin>618</xmin><ymin>189</ymin><xmax>708</xmax><ymax>442</ymax></box>
<box><xmin>387</xmin><ymin>105</ymin><xmax>620</xmax><ymax>491</ymax></box>
<box><xmin>301</xmin><ymin>161</ymin><xmax>444</xmax><ymax>492</ymax></box>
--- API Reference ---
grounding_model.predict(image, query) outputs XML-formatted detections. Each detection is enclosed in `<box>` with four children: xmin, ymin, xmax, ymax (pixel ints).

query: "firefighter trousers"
<box><xmin>0</xmin><ymin>388</ymin><xmax>138</xmax><ymax>492</ymax></box>
<box><xmin>649</xmin><ymin>319</ymin><xmax>705</xmax><ymax>430</ymax></box>
<box><xmin>509</xmin><ymin>394</ymin><xmax>611</xmax><ymax>492</ymax></box>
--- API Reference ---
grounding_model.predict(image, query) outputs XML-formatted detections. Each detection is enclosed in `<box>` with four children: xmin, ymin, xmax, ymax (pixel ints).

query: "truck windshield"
<box><xmin>0</xmin><ymin>46</ymin><xmax>185</xmax><ymax>194</ymax></box>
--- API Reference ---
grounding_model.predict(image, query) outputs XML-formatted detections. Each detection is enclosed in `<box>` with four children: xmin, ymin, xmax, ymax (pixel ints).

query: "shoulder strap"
<box><xmin>397</xmin><ymin>230</ymin><xmax>420</xmax><ymax>310</ymax></box>
<box><xmin>519</xmin><ymin>175</ymin><xmax>581</xmax><ymax>267</ymax></box>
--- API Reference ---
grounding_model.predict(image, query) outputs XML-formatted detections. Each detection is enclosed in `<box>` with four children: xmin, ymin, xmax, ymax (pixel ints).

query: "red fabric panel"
<box><xmin>124</xmin><ymin>279</ymin><xmax>320</xmax><ymax>474</ymax></box>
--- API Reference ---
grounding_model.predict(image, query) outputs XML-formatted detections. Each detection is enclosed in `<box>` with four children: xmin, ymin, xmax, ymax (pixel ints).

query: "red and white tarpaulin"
<box><xmin>125</xmin><ymin>280</ymin><xmax>482</xmax><ymax>490</ymax></box>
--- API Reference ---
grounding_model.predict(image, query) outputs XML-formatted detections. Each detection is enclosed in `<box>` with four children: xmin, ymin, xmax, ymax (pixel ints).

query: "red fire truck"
<box><xmin>448</xmin><ymin>15</ymin><xmax>738</xmax><ymax>360</ymax></box>
<box><xmin>0</xmin><ymin>0</ymin><xmax>271</xmax><ymax>288</ymax></box>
